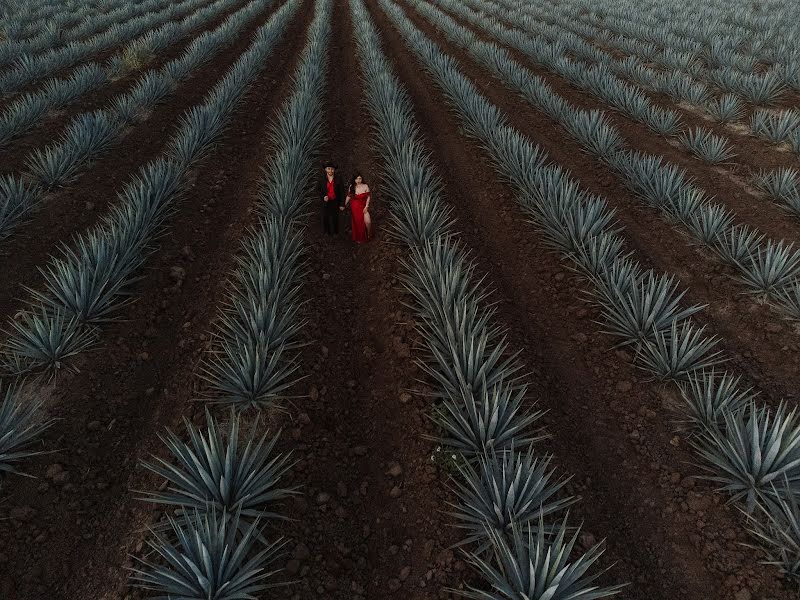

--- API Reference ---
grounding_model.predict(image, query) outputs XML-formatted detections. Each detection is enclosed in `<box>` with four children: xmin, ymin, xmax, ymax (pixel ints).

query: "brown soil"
<box><xmin>0</xmin><ymin>0</ymin><xmax>253</xmax><ymax>166</ymax></box>
<box><xmin>412</xmin><ymin>0</ymin><xmax>800</xmax><ymax>405</ymax></box>
<box><xmin>0</xmin><ymin>0</ymin><xmax>285</xmax><ymax>339</ymax></box>
<box><xmin>0</xmin><ymin>2</ymin><xmax>314</xmax><ymax>597</ymax></box>
<box><xmin>372</xmin><ymin>0</ymin><xmax>794</xmax><ymax>598</ymax></box>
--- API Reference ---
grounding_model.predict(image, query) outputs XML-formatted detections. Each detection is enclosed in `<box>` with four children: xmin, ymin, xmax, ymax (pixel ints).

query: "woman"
<box><xmin>343</xmin><ymin>172</ymin><xmax>371</xmax><ymax>243</ymax></box>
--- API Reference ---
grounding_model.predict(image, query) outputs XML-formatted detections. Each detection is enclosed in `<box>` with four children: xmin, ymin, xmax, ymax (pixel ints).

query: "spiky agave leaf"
<box><xmin>455</xmin><ymin>516</ymin><xmax>625</xmax><ymax>600</ymax></box>
<box><xmin>595</xmin><ymin>271</ymin><xmax>704</xmax><ymax>346</ymax></box>
<box><xmin>0</xmin><ymin>382</ymin><xmax>54</xmax><ymax>482</ymax></box>
<box><xmin>401</xmin><ymin>240</ymin><xmax>523</xmax><ymax>392</ymax></box>
<box><xmin>3</xmin><ymin>307</ymin><xmax>96</xmax><ymax>375</ymax></box>
<box><xmin>751</xmin><ymin>109</ymin><xmax>800</xmax><ymax>143</ymax></box>
<box><xmin>615</xmin><ymin>151</ymin><xmax>691</xmax><ymax>210</ymax></box>
<box><xmin>685</xmin><ymin>202</ymin><xmax>734</xmax><ymax>245</ymax></box>
<box><xmin>29</xmin><ymin>229</ymin><xmax>144</xmax><ymax>323</ymax></box>
<box><xmin>449</xmin><ymin>446</ymin><xmax>575</xmax><ymax>551</ymax></box>
<box><xmin>0</xmin><ymin>173</ymin><xmax>40</xmax><ymax>242</ymax></box>
<box><xmin>678</xmin><ymin>127</ymin><xmax>736</xmax><ymax>164</ymax></box>
<box><xmin>706</xmin><ymin>94</ymin><xmax>743</xmax><ymax>123</ymax></box>
<box><xmin>538</xmin><ymin>193</ymin><xmax>620</xmax><ymax>256</ymax></box>
<box><xmin>693</xmin><ymin>401</ymin><xmax>800</xmax><ymax>513</ymax></box>
<box><xmin>634</xmin><ymin>319</ymin><xmax>724</xmax><ymax>381</ymax></box>
<box><xmin>774</xmin><ymin>281</ymin><xmax>800</xmax><ymax>320</ymax></box>
<box><xmin>753</xmin><ymin>168</ymin><xmax>799</xmax><ymax>203</ymax></box>
<box><xmin>138</xmin><ymin>408</ymin><xmax>296</xmax><ymax>520</ymax></box>
<box><xmin>570</xmin><ymin>231</ymin><xmax>627</xmax><ymax>278</ymax></box>
<box><xmin>742</xmin><ymin>476</ymin><xmax>800</xmax><ymax>581</ymax></box>
<box><xmin>735</xmin><ymin>239</ymin><xmax>800</xmax><ymax>295</ymax></box>
<box><xmin>712</xmin><ymin>223</ymin><xmax>765</xmax><ymax>265</ymax></box>
<box><xmin>642</xmin><ymin>105</ymin><xmax>681</xmax><ymax>136</ymax></box>
<box><xmin>383</xmin><ymin>140</ymin><xmax>455</xmax><ymax>244</ymax></box>
<box><xmin>203</xmin><ymin>335</ymin><xmax>303</xmax><ymax>411</ymax></box>
<box><xmin>679</xmin><ymin>369</ymin><xmax>756</xmax><ymax>431</ymax></box>
<box><xmin>25</xmin><ymin>110</ymin><xmax>120</xmax><ymax>187</ymax></box>
<box><xmin>430</xmin><ymin>380</ymin><xmax>545</xmax><ymax>458</ymax></box>
<box><xmin>564</xmin><ymin>109</ymin><xmax>624</xmax><ymax>161</ymax></box>
<box><xmin>740</xmin><ymin>72</ymin><xmax>786</xmax><ymax>105</ymax></box>
<box><xmin>663</xmin><ymin>187</ymin><xmax>706</xmax><ymax>222</ymax></box>
<box><xmin>129</xmin><ymin>509</ymin><xmax>286</xmax><ymax>599</ymax></box>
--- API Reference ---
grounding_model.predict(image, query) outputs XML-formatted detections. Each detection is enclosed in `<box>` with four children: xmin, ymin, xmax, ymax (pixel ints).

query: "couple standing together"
<box><xmin>319</xmin><ymin>160</ymin><xmax>372</xmax><ymax>243</ymax></box>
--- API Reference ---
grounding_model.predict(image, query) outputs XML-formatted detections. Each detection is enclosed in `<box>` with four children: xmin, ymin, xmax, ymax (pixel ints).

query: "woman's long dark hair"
<box><xmin>348</xmin><ymin>171</ymin><xmax>365</xmax><ymax>196</ymax></box>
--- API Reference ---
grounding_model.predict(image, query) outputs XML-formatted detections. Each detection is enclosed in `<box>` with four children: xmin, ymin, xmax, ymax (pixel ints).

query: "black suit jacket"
<box><xmin>318</xmin><ymin>174</ymin><xmax>345</xmax><ymax>207</ymax></box>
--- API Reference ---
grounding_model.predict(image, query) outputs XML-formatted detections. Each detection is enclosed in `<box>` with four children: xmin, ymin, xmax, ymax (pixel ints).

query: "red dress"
<box><xmin>349</xmin><ymin>190</ymin><xmax>370</xmax><ymax>243</ymax></box>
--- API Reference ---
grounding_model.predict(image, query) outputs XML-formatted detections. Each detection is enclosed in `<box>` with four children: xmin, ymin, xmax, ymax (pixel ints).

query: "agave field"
<box><xmin>3</xmin><ymin>0</ymin><xmax>800</xmax><ymax>598</ymax></box>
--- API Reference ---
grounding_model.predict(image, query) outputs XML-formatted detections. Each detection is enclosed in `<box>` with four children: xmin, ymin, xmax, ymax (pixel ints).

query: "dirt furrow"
<box><xmin>0</xmin><ymin>3</ymin><xmax>313</xmax><ymax>597</ymax></box>
<box><xmin>396</xmin><ymin>0</ymin><xmax>800</xmax><ymax>405</ymax></box>
<box><xmin>0</xmin><ymin>0</ymin><xmax>288</xmax><ymax>338</ymax></box>
<box><xmin>272</xmin><ymin>0</ymin><xmax>460</xmax><ymax>596</ymax></box>
<box><xmin>367</xmin><ymin>1</ymin><xmax>794</xmax><ymax>598</ymax></box>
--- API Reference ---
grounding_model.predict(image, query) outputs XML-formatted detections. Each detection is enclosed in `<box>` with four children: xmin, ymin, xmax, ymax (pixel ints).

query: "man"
<box><xmin>318</xmin><ymin>160</ymin><xmax>345</xmax><ymax>235</ymax></box>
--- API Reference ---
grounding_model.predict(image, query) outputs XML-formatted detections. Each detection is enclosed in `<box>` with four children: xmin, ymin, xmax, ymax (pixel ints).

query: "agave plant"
<box><xmin>138</xmin><ymin>409</ymin><xmax>296</xmax><ymax>522</ymax></box>
<box><xmin>774</xmin><ymin>282</ymin><xmax>800</xmax><ymax>320</ymax></box>
<box><xmin>571</xmin><ymin>231</ymin><xmax>627</xmax><ymax>278</ymax></box>
<box><xmin>706</xmin><ymin>94</ymin><xmax>743</xmax><ymax>123</ymax></box>
<box><xmin>684</xmin><ymin>202</ymin><xmax>734</xmax><ymax>245</ymax></box>
<box><xmin>456</xmin><ymin>517</ymin><xmax>625</xmax><ymax>600</ymax></box>
<box><xmin>130</xmin><ymin>509</ymin><xmax>286</xmax><ymax>599</ymax></box>
<box><xmin>449</xmin><ymin>447</ymin><xmax>575</xmax><ymax>550</ymax></box>
<box><xmin>0</xmin><ymin>382</ymin><xmax>54</xmax><ymax>484</ymax></box>
<box><xmin>595</xmin><ymin>271</ymin><xmax>703</xmax><ymax>346</ymax></box>
<box><xmin>679</xmin><ymin>369</ymin><xmax>755</xmax><ymax>432</ymax></box>
<box><xmin>643</xmin><ymin>106</ymin><xmax>681</xmax><ymax>136</ymax></box>
<box><xmin>742</xmin><ymin>476</ymin><xmax>800</xmax><ymax>581</ymax></box>
<box><xmin>678</xmin><ymin>127</ymin><xmax>736</xmax><ymax>164</ymax></box>
<box><xmin>615</xmin><ymin>151</ymin><xmax>691</xmax><ymax>209</ymax></box>
<box><xmin>3</xmin><ymin>308</ymin><xmax>96</xmax><ymax>375</ymax></box>
<box><xmin>565</xmin><ymin>109</ymin><xmax>624</xmax><ymax>161</ymax></box>
<box><xmin>538</xmin><ymin>193</ymin><xmax>620</xmax><ymax>256</ymax></box>
<box><xmin>430</xmin><ymin>381</ymin><xmax>545</xmax><ymax>458</ymax></box>
<box><xmin>735</xmin><ymin>240</ymin><xmax>800</xmax><ymax>295</ymax></box>
<box><xmin>740</xmin><ymin>73</ymin><xmax>787</xmax><ymax>105</ymax></box>
<box><xmin>751</xmin><ymin>110</ymin><xmax>800</xmax><ymax>144</ymax></box>
<box><xmin>0</xmin><ymin>173</ymin><xmax>40</xmax><ymax>241</ymax></box>
<box><xmin>753</xmin><ymin>168</ymin><xmax>799</xmax><ymax>204</ymax></box>
<box><xmin>712</xmin><ymin>223</ymin><xmax>766</xmax><ymax>266</ymax></box>
<box><xmin>694</xmin><ymin>401</ymin><xmax>800</xmax><ymax>512</ymax></box>
<box><xmin>634</xmin><ymin>319</ymin><xmax>724</xmax><ymax>381</ymax></box>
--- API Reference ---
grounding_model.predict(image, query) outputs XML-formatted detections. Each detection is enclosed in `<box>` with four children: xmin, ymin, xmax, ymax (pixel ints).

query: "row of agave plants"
<box><xmin>384</xmin><ymin>0</ymin><xmax>800</xmax><ymax>582</ymax></box>
<box><xmin>131</xmin><ymin>0</ymin><xmax>330</xmax><ymax>593</ymax></box>
<box><xmin>489</xmin><ymin>0</ymin><xmax>800</xmax><ymax>155</ymax></box>
<box><xmin>0</xmin><ymin>0</ymin><xmax>247</xmax><ymax>148</ymax></box>
<box><xmin>354</xmin><ymin>0</ymin><xmax>626</xmax><ymax>596</ymax></box>
<box><xmin>0</xmin><ymin>0</ymin><xmax>217</xmax><ymax>95</ymax></box>
<box><xmin>509</xmin><ymin>0</ymin><xmax>800</xmax><ymax>108</ymax></box>
<box><xmin>0</xmin><ymin>0</ymin><xmax>302</xmax><ymax>487</ymax></box>
<box><xmin>417</xmin><ymin>0</ymin><xmax>800</xmax><ymax>325</ymax></box>
<box><xmin>0</xmin><ymin>0</ymin><xmax>278</xmax><ymax>242</ymax></box>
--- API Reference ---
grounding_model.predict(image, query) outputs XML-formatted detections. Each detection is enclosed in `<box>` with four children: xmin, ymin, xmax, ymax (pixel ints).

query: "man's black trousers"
<box><xmin>323</xmin><ymin>201</ymin><xmax>340</xmax><ymax>234</ymax></box>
